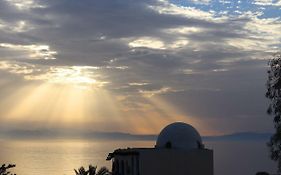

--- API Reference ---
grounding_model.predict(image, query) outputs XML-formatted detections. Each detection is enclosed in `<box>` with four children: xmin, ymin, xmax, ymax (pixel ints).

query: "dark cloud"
<box><xmin>0</xmin><ymin>0</ymin><xmax>280</xmax><ymax>134</ymax></box>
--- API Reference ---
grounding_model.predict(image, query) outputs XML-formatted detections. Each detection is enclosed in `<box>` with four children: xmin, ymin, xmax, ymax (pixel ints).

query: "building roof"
<box><xmin>106</xmin><ymin>148</ymin><xmax>153</xmax><ymax>160</ymax></box>
<box><xmin>155</xmin><ymin>122</ymin><xmax>203</xmax><ymax>150</ymax></box>
<box><xmin>107</xmin><ymin>122</ymin><xmax>204</xmax><ymax>160</ymax></box>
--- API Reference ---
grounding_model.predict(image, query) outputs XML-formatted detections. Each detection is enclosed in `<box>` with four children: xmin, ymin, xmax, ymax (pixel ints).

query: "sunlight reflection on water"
<box><xmin>0</xmin><ymin>139</ymin><xmax>277</xmax><ymax>175</ymax></box>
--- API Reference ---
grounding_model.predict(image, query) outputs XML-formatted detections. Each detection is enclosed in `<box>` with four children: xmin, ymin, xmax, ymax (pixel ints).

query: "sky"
<box><xmin>0</xmin><ymin>0</ymin><xmax>281</xmax><ymax>136</ymax></box>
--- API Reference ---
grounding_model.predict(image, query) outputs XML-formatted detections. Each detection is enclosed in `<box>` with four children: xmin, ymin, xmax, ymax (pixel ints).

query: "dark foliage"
<box><xmin>266</xmin><ymin>53</ymin><xmax>281</xmax><ymax>172</ymax></box>
<box><xmin>0</xmin><ymin>164</ymin><xmax>16</xmax><ymax>175</ymax></box>
<box><xmin>74</xmin><ymin>165</ymin><xmax>110</xmax><ymax>175</ymax></box>
<box><xmin>96</xmin><ymin>167</ymin><xmax>110</xmax><ymax>175</ymax></box>
<box><xmin>256</xmin><ymin>172</ymin><xmax>270</xmax><ymax>175</ymax></box>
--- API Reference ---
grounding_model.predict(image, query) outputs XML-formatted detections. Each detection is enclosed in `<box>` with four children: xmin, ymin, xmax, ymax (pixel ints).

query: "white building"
<box><xmin>107</xmin><ymin>122</ymin><xmax>213</xmax><ymax>175</ymax></box>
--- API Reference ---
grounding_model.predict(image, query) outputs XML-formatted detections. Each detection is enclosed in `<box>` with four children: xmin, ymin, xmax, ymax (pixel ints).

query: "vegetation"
<box><xmin>0</xmin><ymin>164</ymin><xmax>16</xmax><ymax>175</ymax></box>
<box><xmin>266</xmin><ymin>53</ymin><xmax>281</xmax><ymax>172</ymax></box>
<box><xmin>256</xmin><ymin>172</ymin><xmax>270</xmax><ymax>175</ymax></box>
<box><xmin>74</xmin><ymin>165</ymin><xmax>111</xmax><ymax>175</ymax></box>
<box><xmin>1</xmin><ymin>163</ymin><xmax>111</xmax><ymax>175</ymax></box>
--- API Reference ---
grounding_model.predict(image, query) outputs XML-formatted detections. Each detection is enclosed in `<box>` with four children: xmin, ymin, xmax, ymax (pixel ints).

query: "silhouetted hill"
<box><xmin>0</xmin><ymin>129</ymin><xmax>156</xmax><ymax>140</ymax></box>
<box><xmin>0</xmin><ymin>129</ymin><xmax>272</xmax><ymax>141</ymax></box>
<box><xmin>82</xmin><ymin>131</ymin><xmax>157</xmax><ymax>140</ymax></box>
<box><xmin>203</xmin><ymin>132</ymin><xmax>272</xmax><ymax>141</ymax></box>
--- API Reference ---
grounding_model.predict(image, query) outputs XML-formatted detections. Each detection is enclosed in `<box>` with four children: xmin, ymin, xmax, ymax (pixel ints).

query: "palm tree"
<box><xmin>74</xmin><ymin>165</ymin><xmax>110</xmax><ymax>175</ymax></box>
<box><xmin>96</xmin><ymin>167</ymin><xmax>110</xmax><ymax>175</ymax></box>
<box><xmin>0</xmin><ymin>164</ymin><xmax>16</xmax><ymax>175</ymax></box>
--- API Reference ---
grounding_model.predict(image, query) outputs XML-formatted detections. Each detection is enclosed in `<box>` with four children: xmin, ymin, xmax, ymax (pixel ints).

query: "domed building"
<box><xmin>107</xmin><ymin>122</ymin><xmax>213</xmax><ymax>175</ymax></box>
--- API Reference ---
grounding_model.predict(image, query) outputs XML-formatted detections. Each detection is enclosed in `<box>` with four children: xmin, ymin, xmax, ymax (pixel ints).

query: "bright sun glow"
<box><xmin>24</xmin><ymin>66</ymin><xmax>107</xmax><ymax>88</ymax></box>
<box><xmin>0</xmin><ymin>63</ymin><xmax>204</xmax><ymax>134</ymax></box>
<box><xmin>0</xmin><ymin>80</ymin><xmax>203</xmax><ymax>134</ymax></box>
<box><xmin>1</xmin><ymin>82</ymin><xmax>123</xmax><ymax>130</ymax></box>
<box><xmin>4</xmin><ymin>0</ymin><xmax>45</xmax><ymax>10</ymax></box>
<box><xmin>0</xmin><ymin>61</ymin><xmax>105</xmax><ymax>87</ymax></box>
<box><xmin>0</xmin><ymin>43</ymin><xmax>57</xmax><ymax>60</ymax></box>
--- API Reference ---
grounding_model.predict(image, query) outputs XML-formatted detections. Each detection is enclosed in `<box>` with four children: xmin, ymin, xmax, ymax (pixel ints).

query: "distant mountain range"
<box><xmin>203</xmin><ymin>132</ymin><xmax>272</xmax><ymax>141</ymax></box>
<box><xmin>0</xmin><ymin>129</ymin><xmax>273</xmax><ymax>141</ymax></box>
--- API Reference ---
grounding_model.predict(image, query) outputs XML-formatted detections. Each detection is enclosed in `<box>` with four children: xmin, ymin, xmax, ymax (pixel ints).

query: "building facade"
<box><xmin>107</xmin><ymin>122</ymin><xmax>214</xmax><ymax>175</ymax></box>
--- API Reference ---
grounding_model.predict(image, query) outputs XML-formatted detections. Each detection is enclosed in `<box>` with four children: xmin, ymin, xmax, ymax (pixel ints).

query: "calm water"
<box><xmin>0</xmin><ymin>139</ymin><xmax>276</xmax><ymax>175</ymax></box>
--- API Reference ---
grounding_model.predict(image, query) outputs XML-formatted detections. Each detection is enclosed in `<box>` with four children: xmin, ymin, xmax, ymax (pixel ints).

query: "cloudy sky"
<box><xmin>0</xmin><ymin>0</ymin><xmax>281</xmax><ymax>136</ymax></box>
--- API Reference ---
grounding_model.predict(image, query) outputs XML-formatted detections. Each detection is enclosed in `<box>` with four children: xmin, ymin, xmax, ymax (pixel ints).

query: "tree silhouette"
<box><xmin>0</xmin><ymin>164</ymin><xmax>16</xmax><ymax>175</ymax></box>
<box><xmin>266</xmin><ymin>53</ymin><xmax>281</xmax><ymax>172</ymax></box>
<box><xmin>256</xmin><ymin>172</ymin><xmax>269</xmax><ymax>175</ymax></box>
<box><xmin>74</xmin><ymin>165</ymin><xmax>110</xmax><ymax>175</ymax></box>
<box><xmin>96</xmin><ymin>167</ymin><xmax>110</xmax><ymax>175</ymax></box>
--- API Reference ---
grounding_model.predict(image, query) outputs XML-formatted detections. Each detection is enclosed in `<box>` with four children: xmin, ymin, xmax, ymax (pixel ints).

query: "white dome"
<box><xmin>156</xmin><ymin>122</ymin><xmax>202</xmax><ymax>150</ymax></box>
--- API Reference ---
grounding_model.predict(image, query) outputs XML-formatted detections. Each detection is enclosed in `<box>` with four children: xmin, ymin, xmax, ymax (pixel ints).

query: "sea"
<box><xmin>0</xmin><ymin>139</ymin><xmax>277</xmax><ymax>175</ymax></box>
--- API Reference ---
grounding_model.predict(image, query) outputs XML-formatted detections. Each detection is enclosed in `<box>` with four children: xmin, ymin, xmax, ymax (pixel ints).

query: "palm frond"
<box><xmin>96</xmin><ymin>167</ymin><xmax>110</xmax><ymax>175</ymax></box>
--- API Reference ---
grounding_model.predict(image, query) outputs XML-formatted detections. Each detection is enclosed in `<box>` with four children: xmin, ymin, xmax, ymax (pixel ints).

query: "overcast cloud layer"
<box><xmin>0</xmin><ymin>0</ymin><xmax>281</xmax><ymax>135</ymax></box>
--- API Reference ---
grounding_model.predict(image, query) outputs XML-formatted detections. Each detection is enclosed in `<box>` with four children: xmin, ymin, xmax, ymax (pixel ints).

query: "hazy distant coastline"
<box><xmin>0</xmin><ymin>129</ymin><xmax>272</xmax><ymax>141</ymax></box>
